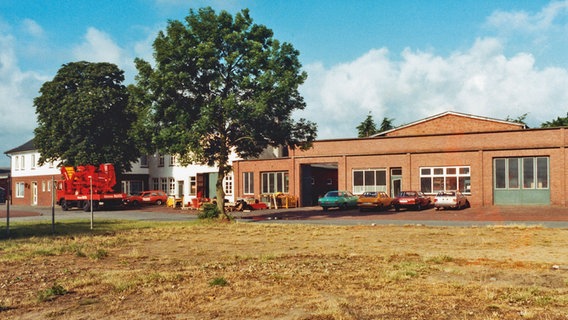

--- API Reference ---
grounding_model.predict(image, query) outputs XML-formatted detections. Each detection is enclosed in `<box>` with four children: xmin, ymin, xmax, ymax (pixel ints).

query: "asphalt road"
<box><xmin>3</xmin><ymin>204</ymin><xmax>568</xmax><ymax>228</ymax></box>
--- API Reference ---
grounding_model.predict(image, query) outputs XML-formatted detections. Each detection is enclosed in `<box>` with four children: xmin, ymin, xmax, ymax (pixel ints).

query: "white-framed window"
<box><xmin>169</xmin><ymin>155</ymin><xmax>177</xmax><ymax>166</ymax></box>
<box><xmin>160</xmin><ymin>178</ymin><xmax>168</xmax><ymax>193</ymax></box>
<box><xmin>158</xmin><ymin>154</ymin><xmax>165</xmax><ymax>167</ymax></box>
<box><xmin>42</xmin><ymin>181</ymin><xmax>46</xmax><ymax>192</ymax></box>
<box><xmin>353</xmin><ymin>169</ymin><xmax>387</xmax><ymax>194</ymax></box>
<box><xmin>14</xmin><ymin>156</ymin><xmax>20</xmax><ymax>170</ymax></box>
<box><xmin>224</xmin><ymin>174</ymin><xmax>233</xmax><ymax>195</ymax></box>
<box><xmin>31</xmin><ymin>154</ymin><xmax>36</xmax><ymax>169</ymax></box>
<box><xmin>140</xmin><ymin>155</ymin><xmax>148</xmax><ymax>168</ymax></box>
<box><xmin>152</xmin><ymin>178</ymin><xmax>159</xmax><ymax>190</ymax></box>
<box><xmin>189</xmin><ymin>176</ymin><xmax>197</xmax><ymax>195</ymax></box>
<box><xmin>494</xmin><ymin>157</ymin><xmax>549</xmax><ymax>190</ymax></box>
<box><xmin>16</xmin><ymin>182</ymin><xmax>25</xmax><ymax>198</ymax></box>
<box><xmin>168</xmin><ymin>178</ymin><xmax>175</xmax><ymax>195</ymax></box>
<box><xmin>420</xmin><ymin>166</ymin><xmax>471</xmax><ymax>194</ymax></box>
<box><xmin>20</xmin><ymin>156</ymin><xmax>25</xmax><ymax>170</ymax></box>
<box><xmin>243</xmin><ymin>172</ymin><xmax>254</xmax><ymax>194</ymax></box>
<box><xmin>261</xmin><ymin>171</ymin><xmax>288</xmax><ymax>194</ymax></box>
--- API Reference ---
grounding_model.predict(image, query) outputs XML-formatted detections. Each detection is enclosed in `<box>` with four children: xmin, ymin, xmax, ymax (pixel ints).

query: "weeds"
<box><xmin>36</xmin><ymin>283</ymin><xmax>68</xmax><ymax>302</ymax></box>
<box><xmin>209</xmin><ymin>277</ymin><xmax>229</xmax><ymax>287</ymax></box>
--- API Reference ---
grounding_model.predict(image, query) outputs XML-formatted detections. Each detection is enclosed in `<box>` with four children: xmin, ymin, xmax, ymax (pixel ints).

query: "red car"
<box><xmin>126</xmin><ymin>190</ymin><xmax>168</xmax><ymax>206</ymax></box>
<box><xmin>392</xmin><ymin>190</ymin><xmax>431</xmax><ymax>211</ymax></box>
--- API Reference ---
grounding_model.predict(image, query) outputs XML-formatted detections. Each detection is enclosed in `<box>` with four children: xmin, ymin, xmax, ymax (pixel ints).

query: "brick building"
<box><xmin>233</xmin><ymin>111</ymin><xmax>562</xmax><ymax>208</ymax></box>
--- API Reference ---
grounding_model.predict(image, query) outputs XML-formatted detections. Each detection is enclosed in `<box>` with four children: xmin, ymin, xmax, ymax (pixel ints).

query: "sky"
<box><xmin>1</xmin><ymin>0</ymin><xmax>568</xmax><ymax>167</ymax></box>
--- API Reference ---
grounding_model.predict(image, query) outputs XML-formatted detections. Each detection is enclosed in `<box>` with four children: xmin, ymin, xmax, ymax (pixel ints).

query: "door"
<box><xmin>390</xmin><ymin>168</ymin><xmax>402</xmax><ymax>198</ymax></box>
<box><xmin>177</xmin><ymin>180</ymin><xmax>184</xmax><ymax>198</ymax></box>
<box><xmin>31</xmin><ymin>181</ymin><xmax>38</xmax><ymax>205</ymax></box>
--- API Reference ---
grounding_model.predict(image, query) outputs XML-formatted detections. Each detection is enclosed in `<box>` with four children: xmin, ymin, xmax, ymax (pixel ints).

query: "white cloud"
<box><xmin>21</xmin><ymin>18</ymin><xmax>44</xmax><ymax>38</ymax></box>
<box><xmin>72</xmin><ymin>27</ymin><xmax>125</xmax><ymax>65</ymax></box>
<box><xmin>72</xmin><ymin>27</ymin><xmax>140</xmax><ymax>82</ymax></box>
<box><xmin>0</xmin><ymin>30</ymin><xmax>48</xmax><ymax>165</ymax></box>
<box><xmin>486</xmin><ymin>0</ymin><xmax>568</xmax><ymax>33</ymax></box>
<box><xmin>299</xmin><ymin>37</ymin><xmax>568</xmax><ymax>139</ymax></box>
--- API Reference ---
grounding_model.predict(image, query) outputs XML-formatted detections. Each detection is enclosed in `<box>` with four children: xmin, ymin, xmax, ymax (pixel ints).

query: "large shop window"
<box><xmin>420</xmin><ymin>166</ymin><xmax>471</xmax><ymax>194</ymax></box>
<box><xmin>494</xmin><ymin>157</ymin><xmax>549</xmax><ymax>190</ymax></box>
<box><xmin>261</xmin><ymin>172</ymin><xmax>289</xmax><ymax>194</ymax></box>
<box><xmin>353</xmin><ymin>169</ymin><xmax>387</xmax><ymax>194</ymax></box>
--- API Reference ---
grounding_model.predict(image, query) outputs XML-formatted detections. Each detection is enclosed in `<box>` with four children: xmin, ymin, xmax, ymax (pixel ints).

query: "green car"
<box><xmin>318</xmin><ymin>190</ymin><xmax>359</xmax><ymax>211</ymax></box>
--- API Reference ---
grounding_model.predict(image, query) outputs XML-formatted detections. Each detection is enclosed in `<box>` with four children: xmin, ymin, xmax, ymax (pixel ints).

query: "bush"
<box><xmin>198</xmin><ymin>203</ymin><xmax>220</xmax><ymax>219</ymax></box>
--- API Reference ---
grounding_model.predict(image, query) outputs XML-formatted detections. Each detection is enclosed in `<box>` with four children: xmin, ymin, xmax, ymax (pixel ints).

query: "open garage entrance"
<box><xmin>300</xmin><ymin>163</ymin><xmax>338</xmax><ymax>206</ymax></box>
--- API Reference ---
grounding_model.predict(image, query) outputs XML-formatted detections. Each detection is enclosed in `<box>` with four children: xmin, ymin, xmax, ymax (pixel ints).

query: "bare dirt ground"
<box><xmin>1</xmin><ymin>220</ymin><xmax>568</xmax><ymax>319</ymax></box>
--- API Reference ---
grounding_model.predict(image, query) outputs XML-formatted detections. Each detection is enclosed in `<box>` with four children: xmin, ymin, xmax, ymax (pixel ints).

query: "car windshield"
<box><xmin>362</xmin><ymin>192</ymin><xmax>377</xmax><ymax>197</ymax></box>
<box><xmin>438</xmin><ymin>191</ymin><xmax>456</xmax><ymax>196</ymax></box>
<box><xmin>325</xmin><ymin>191</ymin><xmax>339</xmax><ymax>197</ymax></box>
<box><xmin>399</xmin><ymin>191</ymin><xmax>416</xmax><ymax>197</ymax></box>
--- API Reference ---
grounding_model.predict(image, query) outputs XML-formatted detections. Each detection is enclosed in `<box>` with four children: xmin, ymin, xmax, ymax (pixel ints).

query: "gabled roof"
<box><xmin>371</xmin><ymin>111</ymin><xmax>526</xmax><ymax>137</ymax></box>
<box><xmin>4</xmin><ymin>138</ymin><xmax>36</xmax><ymax>155</ymax></box>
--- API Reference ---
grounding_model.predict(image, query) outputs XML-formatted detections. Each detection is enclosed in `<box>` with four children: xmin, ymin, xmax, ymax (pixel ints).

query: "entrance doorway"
<box><xmin>31</xmin><ymin>181</ymin><xmax>38</xmax><ymax>206</ymax></box>
<box><xmin>300</xmin><ymin>163</ymin><xmax>338</xmax><ymax>206</ymax></box>
<box><xmin>390</xmin><ymin>168</ymin><xmax>402</xmax><ymax>198</ymax></box>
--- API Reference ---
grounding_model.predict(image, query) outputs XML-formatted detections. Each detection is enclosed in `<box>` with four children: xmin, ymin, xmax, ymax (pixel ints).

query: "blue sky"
<box><xmin>1</xmin><ymin>0</ymin><xmax>568</xmax><ymax>167</ymax></box>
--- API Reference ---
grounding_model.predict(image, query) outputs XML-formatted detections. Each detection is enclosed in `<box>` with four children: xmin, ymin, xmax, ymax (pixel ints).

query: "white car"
<box><xmin>434</xmin><ymin>190</ymin><xmax>469</xmax><ymax>210</ymax></box>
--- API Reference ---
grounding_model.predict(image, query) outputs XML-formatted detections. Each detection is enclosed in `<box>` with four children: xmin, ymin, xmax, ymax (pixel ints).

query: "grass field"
<box><xmin>1</xmin><ymin>220</ymin><xmax>568</xmax><ymax>319</ymax></box>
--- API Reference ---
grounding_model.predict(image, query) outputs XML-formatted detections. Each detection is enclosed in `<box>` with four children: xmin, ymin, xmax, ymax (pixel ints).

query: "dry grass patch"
<box><xmin>1</xmin><ymin>221</ymin><xmax>568</xmax><ymax>319</ymax></box>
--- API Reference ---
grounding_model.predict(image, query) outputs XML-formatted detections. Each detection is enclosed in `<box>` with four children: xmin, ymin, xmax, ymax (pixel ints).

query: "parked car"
<box><xmin>126</xmin><ymin>190</ymin><xmax>168</xmax><ymax>206</ymax></box>
<box><xmin>318</xmin><ymin>190</ymin><xmax>359</xmax><ymax>211</ymax></box>
<box><xmin>392</xmin><ymin>190</ymin><xmax>431</xmax><ymax>211</ymax></box>
<box><xmin>434</xmin><ymin>190</ymin><xmax>469</xmax><ymax>210</ymax></box>
<box><xmin>357</xmin><ymin>191</ymin><xmax>393</xmax><ymax>212</ymax></box>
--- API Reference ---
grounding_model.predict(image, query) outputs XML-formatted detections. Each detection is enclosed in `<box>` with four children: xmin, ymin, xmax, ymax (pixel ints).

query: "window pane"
<box><xmin>376</xmin><ymin>170</ymin><xmax>386</xmax><ymax>185</ymax></box>
<box><xmin>353</xmin><ymin>171</ymin><xmax>363</xmax><ymax>186</ymax></box>
<box><xmin>537</xmin><ymin>157</ymin><xmax>548</xmax><ymax>189</ymax></box>
<box><xmin>508</xmin><ymin>158</ymin><xmax>519</xmax><ymax>189</ymax></box>
<box><xmin>446</xmin><ymin>168</ymin><xmax>456</xmax><ymax>175</ymax></box>
<box><xmin>445</xmin><ymin>176</ymin><xmax>457</xmax><ymax>190</ymax></box>
<box><xmin>364</xmin><ymin>171</ymin><xmax>375</xmax><ymax>186</ymax></box>
<box><xmin>434</xmin><ymin>168</ymin><xmax>443</xmax><ymax>175</ymax></box>
<box><xmin>433</xmin><ymin>177</ymin><xmax>444</xmax><ymax>192</ymax></box>
<box><xmin>421</xmin><ymin>177</ymin><xmax>431</xmax><ymax>193</ymax></box>
<box><xmin>421</xmin><ymin>168</ymin><xmax>430</xmax><ymax>175</ymax></box>
<box><xmin>459</xmin><ymin>167</ymin><xmax>470</xmax><ymax>175</ymax></box>
<box><xmin>523</xmin><ymin>158</ymin><xmax>534</xmax><ymax>189</ymax></box>
<box><xmin>495</xmin><ymin>159</ymin><xmax>506</xmax><ymax>188</ymax></box>
<box><xmin>277</xmin><ymin>173</ymin><xmax>283</xmax><ymax>192</ymax></box>
<box><xmin>459</xmin><ymin>177</ymin><xmax>470</xmax><ymax>193</ymax></box>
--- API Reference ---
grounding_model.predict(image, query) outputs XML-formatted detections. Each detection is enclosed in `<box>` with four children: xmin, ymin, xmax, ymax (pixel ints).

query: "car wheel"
<box><xmin>132</xmin><ymin>200</ymin><xmax>140</xmax><ymax>207</ymax></box>
<box><xmin>83</xmin><ymin>201</ymin><xmax>91</xmax><ymax>212</ymax></box>
<box><xmin>340</xmin><ymin>203</ymin><xmax>348</xmax><ymax>210</ymax></box>
<box><xmin>61</xmin><ymin>199</ymin><xmax>69</xmax><ymax>211</ymax></box>
<box><xmin>394</xmin><ymin>205</ymin><xmax>400</xmax><ymax>212</ymax></box>
<box><xmin>156</xmin><ymin>200</ymin><xmax>163</xmax><ymax>205</ymax></box>
<box><xmin>416</xmin><ymin>203</ymin><xmax>422</xmax><ymax>211</ymax></box>
<box><xmin>322</xmin><ymin>206</ymin><xmax>328</xmax><ymax>212</ymax></box>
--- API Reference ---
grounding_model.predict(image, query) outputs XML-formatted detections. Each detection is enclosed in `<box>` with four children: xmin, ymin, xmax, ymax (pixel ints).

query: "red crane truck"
<box><xmin>56</xmin><ymin>163</ymin><xmax>127</xmax><ymax>211</ymax></box>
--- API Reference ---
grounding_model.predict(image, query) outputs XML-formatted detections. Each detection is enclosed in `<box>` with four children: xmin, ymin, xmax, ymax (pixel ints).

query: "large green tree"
<box><xmin>134</xmin><ymin>7</ymin><xmax>317</xmax><ymax>217</ymax></box>
<box><xmin>34</xmin><ymin>61</ymin><xmax>139</xmax><ymax>174</ymax></box>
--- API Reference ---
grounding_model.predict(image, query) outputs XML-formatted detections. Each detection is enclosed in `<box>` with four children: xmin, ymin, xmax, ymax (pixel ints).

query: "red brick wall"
<box><xmin>385</xmin><ymin>114</ymin><xmax>523</xmax><ymax>137</ymax></box>
<box><xmin>236</xmin><ymin>127</ymin><xmax>568</xmax><ymax>207</ymax></box>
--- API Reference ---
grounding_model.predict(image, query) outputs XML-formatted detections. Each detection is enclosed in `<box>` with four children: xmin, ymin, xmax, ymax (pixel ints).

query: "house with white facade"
<box><xmin>4</xmin><ymin>138</ymin><xmax>240</xmax><ymax>207</ymax></box>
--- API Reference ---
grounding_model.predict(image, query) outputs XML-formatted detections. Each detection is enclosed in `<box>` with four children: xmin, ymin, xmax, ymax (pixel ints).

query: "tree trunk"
<box><xmin>216</xmin><ymin>163</ymin><xmax>229</xmax><ymax>220</ymax></box>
